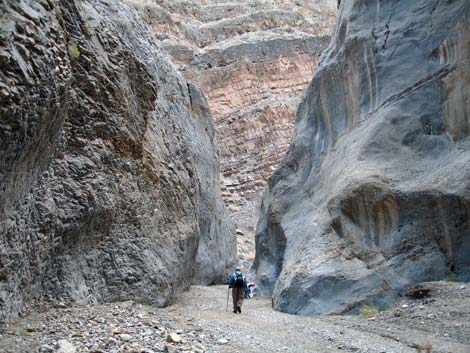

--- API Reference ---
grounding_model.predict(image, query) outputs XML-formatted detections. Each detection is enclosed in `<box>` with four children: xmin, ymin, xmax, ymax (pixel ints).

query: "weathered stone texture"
<box><xmin>0</xmin><ymin>0</ymin><xmax>235</xmax><ymax>324</ymax></box>
<box><xmin>254</xmin><ymin>0</ymin><xmax>470</xmax><ymax>315</ymax></box>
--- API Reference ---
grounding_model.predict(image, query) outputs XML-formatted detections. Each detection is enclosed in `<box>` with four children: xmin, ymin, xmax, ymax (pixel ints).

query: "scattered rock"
<box><xmin>167</xmin><ymin>332</ymin><xmax>183</xmax><ymax>344</ymax></box>
<box><xmin>217</xmin><ymin>338</ymin><xmax>229</xmax><ymax>345</ymax></box>
<box><xmin>164</xmin><ymin>344</ymin><xmax>178</xmax><ymax>353</ymax></box>
<box><xmin>192</xmin><ymin>342</ymin><xmax>206</xmax><ymax>353</ymax></box>
<box><xmin>37</xmin><ymin>344</ymin><xmax>54</xmax><ymax>353</ymax></box>
<box><xmin>119</xmin><ymin>333</ymin><xmax>133</xmax><ymax>342</ymax></box>
<box><xmin>1</xmin><ymin>283</ymin><xmax>470</xmax><ymax>353</ymax></box>
<box><xmin>407</xmin><ymin>285</ymin><xmax>432</xmax><ymax>299</ymax></box>
<box><xmin>56</xmin><ymin>339</ymin><xmax>76</xmax><ymax>353</ymax></box>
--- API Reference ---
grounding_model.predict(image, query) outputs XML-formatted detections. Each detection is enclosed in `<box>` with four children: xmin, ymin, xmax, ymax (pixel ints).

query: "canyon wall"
<box><xmin>254</xmin><ymin>0</ymin><xmax>470</xmax><ymax>315</ymax></box>
<box><xmin>132</xmin><ymin>0</ymin><xmax>337</xmax><ymax>267</ymax></box>
<box><xmin>0</xmin><ymin>0</ymin><xmax>236</xmax><ymax>324</ymax></box>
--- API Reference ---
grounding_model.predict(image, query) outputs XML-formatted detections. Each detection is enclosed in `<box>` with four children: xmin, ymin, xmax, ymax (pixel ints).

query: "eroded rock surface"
<box><xmin>254</xmin><ymin>0</ymin><xmax>470</xmax><ymax>315</ymax></box>
<box><xmin>0</xmin><ymin>0</ymin><xmax>235</xmax><ymax>324</ymax></box>
<box><xmin>131</xmin><ymin>0</ymin><xmax>337</xmax><ymax>268</ymax></box>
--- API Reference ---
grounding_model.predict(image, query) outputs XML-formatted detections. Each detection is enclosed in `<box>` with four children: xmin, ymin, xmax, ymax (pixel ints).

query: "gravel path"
<box><xmin>163</xmin><ymin>284</ymin><xmax>469</xmax><ymax>353</ymax></box>
<box><xmin>1</xmin><ymin>282</ymin><xmax>469</xmax><ymax>353</ymax></box>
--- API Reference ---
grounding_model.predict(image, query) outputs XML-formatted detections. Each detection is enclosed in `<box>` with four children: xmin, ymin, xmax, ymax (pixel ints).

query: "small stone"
<box><xmin>460</xmin><ymin>285</ymin><xmax>466</xmax><ymax>289</ymax></box>
<box><xmin>193</xmin><ymin>342</ymin><xmax>206</xmax><ymax>351</ymax></box>
<box><xmin>142</xmin><ymin>329</ymin><xmax>153</xmax><ymax>336</ymax></box>
<box><xmin>164</xmin><ymin>344</ymin><xmax>178</xmax><ymax>353</ymax></box>
<box><xmin>167</xmin><ymin>332</ymin><xmax>183</xmax><ymax>344</ymax></box>
<box><xmin>176</xmin><ymin>329</ymin><xmax>184</xmax><ymax>334</ymax></box>
<box><xmin>119</xmin><ymin>333</ymin><xmax>132</xmax><ymax>342</ymax></box>
<box><xmin>56</xmin><ymin>339</ymin><xmax>76</xmax><ymax>353</ymax></box>
<box><xmin>401</xmin><ymin>304</ymin><xmax>409</xmax><ymax>308</ymax></box>
<box><xmin>37</xmin><ymin>345</ymin><xmax>54</xmax><ymax>353</ymax></box>
<box><xmin>217</xmin><ymin>338</ymin><xmax>229</xmax><ymax>345</ymax></box>
<box><xmin>107</xmin><ymin>337</ymin><xmax>118</xmax><ymax>344</ymax></box>
<box><xmin>54</xmin><ymin>302</ymin><xmax>67</xmax><ymax>309</ymax></box>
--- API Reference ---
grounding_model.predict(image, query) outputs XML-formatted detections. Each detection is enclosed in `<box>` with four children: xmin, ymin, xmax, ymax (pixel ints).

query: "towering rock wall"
<box><xmin>0</xmin><ymin>0</ymin><xmax>236</xmax><ymax>324</ymax></box>
<box><xmin>132</xmin><ymin>0</ymin><xmax>337</xmax><ymax>267</ymax></box>
<box><xmin>254</xmin><ymin>0</ymin><xmax>470</xmax><ymax>315</ymax></box>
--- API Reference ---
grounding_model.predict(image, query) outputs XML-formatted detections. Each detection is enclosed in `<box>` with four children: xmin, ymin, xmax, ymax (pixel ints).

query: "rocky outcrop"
<box><xmin>254</xmin><ymin>0</ymin><xmax>470</xmax><ymax>315</ymax></box>
<box><xmin>0</xmin><ymin>0</ymin><xmax>236</xmax><ymax>324</ymax></box>
<box><xmin>132</xmin><ymin>0</ymin><xmax>337</xmax><ymax>269</ymax></box>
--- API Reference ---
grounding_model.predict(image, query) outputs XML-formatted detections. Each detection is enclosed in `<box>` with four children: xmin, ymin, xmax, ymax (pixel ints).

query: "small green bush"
<box><xmin>8</xmin><ymin>325</ymin><xmax>30</xmax><ymax>336</ymax></box>
<box><xmin>444</xmin><ymin>273</ymin><xmax>459</xmax><ymax>282</ymax></box>
<box><xmin>359</xmin><ymin>304</ymin><xmax>379</xmax><ymax>318</ymax></box>
<box><xmin>69</xmin><ymin>42</ymin><xmax>80</xmax><ymax>60</ymax></box>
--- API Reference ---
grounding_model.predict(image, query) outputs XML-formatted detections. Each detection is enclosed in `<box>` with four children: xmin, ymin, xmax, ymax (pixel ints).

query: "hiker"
<box><xmin>247</xmin><ymin>282</ymin><xmax>256</xmax><ymax>298</ymax></box>
<box><xmin>228</xmin><ymin>268</ymin><xmax>248</xmax><ymax>313</ymax></box>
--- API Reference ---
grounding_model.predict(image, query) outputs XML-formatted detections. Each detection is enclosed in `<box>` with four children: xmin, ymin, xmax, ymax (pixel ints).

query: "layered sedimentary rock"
<box><xmin>0</xmin><ymin>0</ymin><xmax>235</xmax><ymax>324</ymax></box>
<box><xmin>254</xmin><ymin>0</ymin><xmax>470</xmax><ymax>315</ymax></box>
<box><xmin>132</xmin><ymin>0</ymin><xmax>337</xmax><ymax>267</ymax></box>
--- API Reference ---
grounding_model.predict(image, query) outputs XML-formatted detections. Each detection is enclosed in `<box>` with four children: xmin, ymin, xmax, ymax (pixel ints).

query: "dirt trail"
<box><xmin>162</xmin><ymin>284</ymin><xmax>470</xmax><ymax>353</ymax></box>
<box><xmin>0</xmin><ymin>282</ymin><xmax>468</xmax><ymax>353</ymax></box>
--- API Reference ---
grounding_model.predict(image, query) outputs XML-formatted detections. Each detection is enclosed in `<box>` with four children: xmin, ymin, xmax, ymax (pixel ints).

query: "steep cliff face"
<box><xmin>254</xmin><ymin>0</ymin><xmax>470</xmax><ymax>315</ymax></box>
<box><xmin>132</xmin><ymin>0</ymin><xmax>337</xmax><ymax>268</ymax></box>
<box><xmin>0</xmin><ymin>0</ymin><xmax>235</xmax><ymax>324</ymax></box>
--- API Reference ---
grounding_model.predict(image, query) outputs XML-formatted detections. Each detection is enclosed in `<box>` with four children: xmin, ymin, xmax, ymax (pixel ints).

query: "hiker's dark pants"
<box><xmin>232</xmin><ymin>287</ymin><xmax>244</xmax><ymax>310</ymax></box>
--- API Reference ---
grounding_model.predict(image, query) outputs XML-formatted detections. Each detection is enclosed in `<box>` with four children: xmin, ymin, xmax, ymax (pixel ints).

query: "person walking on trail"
<box><xmin>228</xmin><ymin>268</ymin><xmax>248</xmax><ymax>313</ymax></box>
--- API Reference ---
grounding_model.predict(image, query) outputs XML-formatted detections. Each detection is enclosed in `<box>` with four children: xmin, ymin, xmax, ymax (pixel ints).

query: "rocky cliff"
<box><xmin>0</xmin><ymin>0</ymin><xmax>236</xmax><ymax>324</ymax></box>
<box><xmin>131</xmin><ymin>0</ymin><xmax>337</xmax><ymax>268</ymax></box>
<box><xmin>254</xmin><ymin>0</ymin><xmax>470</xmax><ymax>315</ymax></box>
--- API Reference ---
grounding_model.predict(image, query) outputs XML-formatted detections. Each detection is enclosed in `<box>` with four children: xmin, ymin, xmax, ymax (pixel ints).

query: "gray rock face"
<box><xmin>254</xmin><ymin>0</ymin><xmax>470</xmax><ymax>315</ymax></box>
<box><xmin>0</xmin><ymin>0</ymin><xmax>236</xmax><ymax>324</ymax></box>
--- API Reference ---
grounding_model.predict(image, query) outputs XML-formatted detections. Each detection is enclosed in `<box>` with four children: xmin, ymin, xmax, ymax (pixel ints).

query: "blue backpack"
<box><xmin>235</xmin><ymin>273</ymin><xmax>244</xmax><ymax>288</ymax></box>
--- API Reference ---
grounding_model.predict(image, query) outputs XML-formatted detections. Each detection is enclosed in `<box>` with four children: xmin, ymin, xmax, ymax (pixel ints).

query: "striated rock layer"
<box><xmin>132</xmin><ymin>0</ymin><xmax>337</xmax><ymax>268</ymax></box>
<box><xmin>254</xmin><ymin>0</ymin><xmax>470</xmax><ymax>315</ymax></box>
<box><xmin>0</xmin><ymin>0</ymin><xmax>236</xmax><ymax>324</ymax></box>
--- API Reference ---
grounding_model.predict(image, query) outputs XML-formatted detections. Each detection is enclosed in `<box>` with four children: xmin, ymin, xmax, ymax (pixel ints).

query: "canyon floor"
<box><xmin>1</xmin><ymin>282</ymin><xmax>469</xmax><ymax>353</ymax></box>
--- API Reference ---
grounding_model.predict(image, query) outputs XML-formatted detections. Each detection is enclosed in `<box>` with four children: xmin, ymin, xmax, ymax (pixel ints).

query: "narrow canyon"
<box><xmin>130</xmin><ymin>0</ymin><xmax>337</xmax><ymax>269</ymax></box>
<box><xmin>0</xmin><ymin>0</ymin><xmax>469</xmax><ymax>353</ymax></box>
